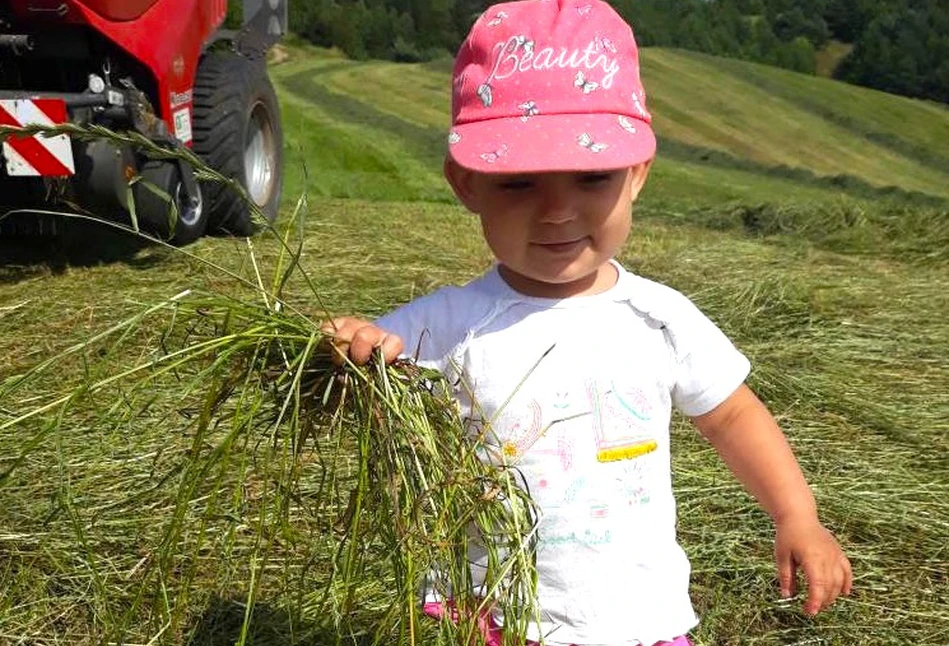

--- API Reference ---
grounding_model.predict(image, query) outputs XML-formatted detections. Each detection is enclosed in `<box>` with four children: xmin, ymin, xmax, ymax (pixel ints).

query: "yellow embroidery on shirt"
<box><xmin>502</xmin><ymin>441</ymin><xmax>519</xmax><ymax>458</ymax></box>
<box><xmin>596</xmin><ymin>440</ymin><xmax>658</xmax><ymax>463</ymax></box>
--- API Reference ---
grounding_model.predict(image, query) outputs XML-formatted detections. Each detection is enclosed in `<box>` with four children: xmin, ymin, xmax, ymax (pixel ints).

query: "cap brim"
<box><xmin>448</xmin><ymin>112</ymin><xmax>656</xmax><ymax>174</ymax></box>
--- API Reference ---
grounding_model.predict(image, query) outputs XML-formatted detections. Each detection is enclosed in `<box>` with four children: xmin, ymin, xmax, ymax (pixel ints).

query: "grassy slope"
<box><xmin>273</xmin><ymin>44</ymin><xmax>949</xmax><ymax>204</ymax></box>
<box><xmin>642</xmin><ymin>49</ymin><xmax>949</xmax><ymax>196</ymax></box>
<box><xmin>704</xmin><ymin>51</ymin><xmax>949</xmax><ymax>172</ymax></box>
<box><xmin>0</xmin><ymin>43</ymin><xmax>947</xmax><ymax>645</ymax></box>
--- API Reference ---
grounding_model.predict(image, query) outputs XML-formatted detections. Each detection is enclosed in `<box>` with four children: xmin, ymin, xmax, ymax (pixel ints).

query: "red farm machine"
<box><xmin>0</xmin><ymin>0</ymin><xmax>286</xmax><ymax>244</ymax></box>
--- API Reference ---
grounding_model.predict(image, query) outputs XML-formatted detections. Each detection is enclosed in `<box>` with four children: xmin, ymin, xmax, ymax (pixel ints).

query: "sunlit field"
<box><xmin>1</xmin><ymin>42</ymin><xmax>947</xmax><ymax>645</ymax></box>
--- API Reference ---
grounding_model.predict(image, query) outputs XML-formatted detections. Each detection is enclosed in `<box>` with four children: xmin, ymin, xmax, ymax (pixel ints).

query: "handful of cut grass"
<box><xmin>0</xmin><ymin>121</ymin><xmax>539</xmax><ymax>644</ymax></box>
<box><xmin>2</xmin><ymin>286</ymin><xmax>540</xmax><ymax>645</ymax></box>
<box><xmin>186</xmin><ymin>297</ymin><xmax>541</xmax><ymax>644</ymax></box>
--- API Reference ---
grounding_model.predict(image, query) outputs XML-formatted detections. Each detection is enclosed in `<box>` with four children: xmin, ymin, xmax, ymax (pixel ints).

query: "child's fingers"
<box><xmin>841</xmin><ymin>556</ymin><xmax>854</xmax><ymax>596</ymax></box>
<box><xmin>802</xmin><ymin>553</ymin><xmax>851</xmax><ymax>615</ymax></box>
<box><xmin>349</xmin><ymin>328</ymin><xmax>402</xmax><ymax>364</ymax></box>
<box><xmin>378</xmin><ymin>331</ymin><xmax>404</xmax><ymax>364</ymax></box>
<box><xmin>774</xmin><ymin>546</ymin><xmax>797</xmax><ymax>599</ymax></box>
<box><xmin>321</xmin><ymin>318</ymin><xmax>403</xmax><ymax>365</ymax></box>
<box><xmin>775</xmin><ymin>521</ymin><xmax>852</xmax><ymax>615</ymax></box>
<box><xmin>321</xmin><ymin>316</ymin><xmax>363</xmax><ymax>341</ymax></box>
<box><xmin>802</xmin><ymin>557</ymin><xmax>832</xmax><ymax>615</ymax></box>
<box><xmin>348</xmin><ymin>328</ymin><xmax>383</xmax><ymax>364</ymax></box>
<box><xmin>321</xmin><ymin>318</ymin><xmax>355</xmax><ymax>365</ymax></box>
<box><xmin>803</xmin><ymin>573</ymin><xmax>830</xmax><ymax>615</ymax></box>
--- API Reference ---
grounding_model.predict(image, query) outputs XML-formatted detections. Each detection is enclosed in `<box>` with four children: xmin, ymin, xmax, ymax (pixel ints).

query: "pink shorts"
<box><xmin>423</xmin><ymin>601</ymin><xmax>692</xmax><ymax>646</ymax></box>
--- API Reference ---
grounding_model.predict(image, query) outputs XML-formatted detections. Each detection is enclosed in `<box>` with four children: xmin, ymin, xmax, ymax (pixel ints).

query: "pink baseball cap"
<box><xmin>448</xmin><ymin>0</ymin><xmax>656</xmax><ymax>174</ymax></box>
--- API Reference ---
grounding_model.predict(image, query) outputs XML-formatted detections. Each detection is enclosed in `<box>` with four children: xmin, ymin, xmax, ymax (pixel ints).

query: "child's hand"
<box><xmin>321</xmin><ymin>317</ymin><xmax>404</xmax><ymax>365</ymax></box>
<box><xmin>774</xmin><ymin>517</ymin><xmax>852</xmax><ymax>616</ymax></box>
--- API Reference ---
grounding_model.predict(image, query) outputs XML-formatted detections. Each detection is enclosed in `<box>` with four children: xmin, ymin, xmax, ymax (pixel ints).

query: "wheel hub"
<box><xmin>174</xmin><ymin>179</ymin><xmax>203</xmax><ymax>227</ymax></box>
<box><xmin>244</xmin><ymin>101</ymin><xmax>277</xmax><ymax>207</ymax></box>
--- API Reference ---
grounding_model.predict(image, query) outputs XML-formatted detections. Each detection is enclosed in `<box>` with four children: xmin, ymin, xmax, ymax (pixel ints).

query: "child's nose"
<box><xmin>538</xmin><ymin>187</ymin><xmax>577</xmax><ymax>223</ymax></box>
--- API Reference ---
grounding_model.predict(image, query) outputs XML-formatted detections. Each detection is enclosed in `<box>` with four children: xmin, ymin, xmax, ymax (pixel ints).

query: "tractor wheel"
<box><xmin>132</xmin><ymin>160</ymin><xmax>207</xmax><ymax>245</ymax></box>
<box><xmin>192</xmin><ymin>51</ymin><xmax>283</xmax><ymax>236</ymax></box>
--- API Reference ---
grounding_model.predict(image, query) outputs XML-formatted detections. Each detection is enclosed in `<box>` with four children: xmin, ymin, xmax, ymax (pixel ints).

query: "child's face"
<box><xmin>446</xmin><ymin>162</ymin><xmax>650</xmax><ymax>298</ymax></box>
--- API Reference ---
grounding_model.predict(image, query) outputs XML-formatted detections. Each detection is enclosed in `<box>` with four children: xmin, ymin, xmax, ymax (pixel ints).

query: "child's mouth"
<box><xmin>535</xmin><ymin>237</ymin><xmax>588</xmax><ymax>253</ymax></box>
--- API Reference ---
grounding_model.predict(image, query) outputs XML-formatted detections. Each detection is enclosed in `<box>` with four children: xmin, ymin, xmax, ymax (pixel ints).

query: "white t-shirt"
<box><xmin>377</xmin><ymin>260</ymin><xmax>750</xmax><ymax>645</ymax></box>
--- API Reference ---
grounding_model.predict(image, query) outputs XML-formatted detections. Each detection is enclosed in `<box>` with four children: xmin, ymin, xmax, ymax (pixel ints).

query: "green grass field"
<box><xmin>1</xmin><ymin>43</ymin><xmax>947</xmax><ymax>645</ymax></box>
<box><xmin>272</xmin><ymin>43</ymin><xmax>949</xmax><ymax>205</ymax></box>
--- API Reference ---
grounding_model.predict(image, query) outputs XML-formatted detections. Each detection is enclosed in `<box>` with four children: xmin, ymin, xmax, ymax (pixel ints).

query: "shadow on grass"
<box><xmin>185</xmin><ymin>596</ymin><xmax>374</xmax><ymax>646</ymax></box>
<box><xmin>0</xmin><ymin>213</ymin><xmax>163</xmax><ymax>284</ymax></box>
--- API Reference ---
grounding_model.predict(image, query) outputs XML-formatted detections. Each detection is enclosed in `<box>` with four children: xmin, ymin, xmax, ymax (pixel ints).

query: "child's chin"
<box><xmin>506</xmin><ymin>267</ymin><xmax>611</xmax><ymax>298</ymax></box>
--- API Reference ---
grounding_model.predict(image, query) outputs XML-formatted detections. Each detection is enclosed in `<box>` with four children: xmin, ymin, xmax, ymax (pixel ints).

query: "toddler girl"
<box><xmin>328</xmin><ymin>1</ymin><xmax>852</xmax><ymax>643</ymax></box>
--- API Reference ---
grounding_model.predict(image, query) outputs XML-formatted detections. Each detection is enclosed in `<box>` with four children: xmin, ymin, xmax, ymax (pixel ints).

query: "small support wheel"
<box><xmin>132</xmin><ymin>160</ymin><xmax>206</xmax><ymax>245</ymax></box>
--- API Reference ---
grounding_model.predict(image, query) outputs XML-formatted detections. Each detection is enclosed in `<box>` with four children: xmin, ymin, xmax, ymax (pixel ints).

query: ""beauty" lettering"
<box><xmin>487</xmin><ymin>36</ymin><xmax>620</xmax><ymax>89</ymax></box>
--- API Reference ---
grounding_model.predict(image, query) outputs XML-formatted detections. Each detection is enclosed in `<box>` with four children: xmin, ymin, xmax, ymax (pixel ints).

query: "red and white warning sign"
<box><xmin>0</xmin><ymin>98</ymin><xmax>75</xmax><ymax>177</ymax></box>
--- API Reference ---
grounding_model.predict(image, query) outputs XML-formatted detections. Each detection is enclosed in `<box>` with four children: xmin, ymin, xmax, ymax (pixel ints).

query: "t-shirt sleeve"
<box><xmin>374</xmin><ymin>287</ymin><xmax>471</xmax><ymax>373</ymax></box>
<box><xmin>660</xmin><ymin>293</ymin><xmax>751</xmax><ymax>417</ymax></box>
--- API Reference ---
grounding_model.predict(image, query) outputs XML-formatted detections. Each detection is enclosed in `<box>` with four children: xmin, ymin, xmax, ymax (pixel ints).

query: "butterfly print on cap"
<box><xmin>593</xmin><ymin>35</ymin><xmax>617</xmax><ymax>53</ymax></box>
<box><xmin>480</xmin><ymin>144</ymin><xmax>509</xmax><ymax>163</ymax></box>
<box><xmin>574</xmin><ymin>71</ymin><xmax>599</xmax><ymax>94</ymax></box>
<box><xmin>577</xmin><ymin>133</ymin><xmax>608</xmax><ymax>152</ymax></box>
<box><xmin>477</xmin><ymin>83</ymin><xmax>493</xmax><ymax>107</ymax></box>
<box><xmin>512</xmin><ymin>35</ymin><xmax>535</xmax><ymax>57</ymax></box>
<box><xmin>618</xmin><ymin>116</ymin><xmax>636</xmax><ymax>133</ymax></box>
<box><xmin>632</xmin><ymin>91</ymin><xmax>648</xmax><ymax>118</ymax></box>
<box><xmin>519</xmin><ymin>100</ymin><xmax>539</xmax><ymax>121</ymax></box>
<box><xmin>487</xmin><ymin>11</ymin><xmax>508</xmax><ymax>26</ymax></box>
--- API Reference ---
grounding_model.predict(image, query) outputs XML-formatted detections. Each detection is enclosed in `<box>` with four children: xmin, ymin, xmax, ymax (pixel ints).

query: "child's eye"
<box><xmin>577</xmin><ymin>172</ymin><xmax>613</xmax><ymax>186</ymax></box>
<box><xmin>497</xmin><ymin>178</ymin><xmax>534</xmax><ymax>191</ymax></box>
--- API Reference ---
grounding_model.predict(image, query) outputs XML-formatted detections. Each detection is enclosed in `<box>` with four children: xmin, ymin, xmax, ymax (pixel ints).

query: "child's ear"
<box><xmin>443</xmin><ymin>156</ymin><xmax>480</xmax><ymax>213</ymax></box>
<box><xmin>627</xmin><ymin>160</ymin><xmax>653</xmax><ymax>202</ymax></box>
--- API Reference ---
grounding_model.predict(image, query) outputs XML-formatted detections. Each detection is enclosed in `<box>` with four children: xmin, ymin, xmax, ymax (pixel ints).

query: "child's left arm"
<box><xmin>690</xmin><ymin>384</ymin><xmax>853</xmax><ymax>616</ymax></box>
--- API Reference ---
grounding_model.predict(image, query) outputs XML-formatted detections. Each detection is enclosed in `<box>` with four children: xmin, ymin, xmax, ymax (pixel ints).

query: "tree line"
<box><xmin>623</xmin><ymin>0</ymin><xmax>949</xmax><ymax>104</ymax></box>
<box><xmin>241</xmin><ymin>0</ymin><xmax>949</xmax><ymax>104</ymax></box>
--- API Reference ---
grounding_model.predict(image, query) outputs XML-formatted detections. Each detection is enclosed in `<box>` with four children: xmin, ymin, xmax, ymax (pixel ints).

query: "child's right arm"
<box><xmin>321</xmin><ymin>317</ymin><xmax>404</xmax><ymax>365</ymax></box>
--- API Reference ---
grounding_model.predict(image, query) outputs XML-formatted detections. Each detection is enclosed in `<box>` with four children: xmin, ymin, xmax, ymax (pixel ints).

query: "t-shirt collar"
<box><xmin>484</xmin><ymin>258</ymin><xmax>632</xmax><ymax>307</ymax></box>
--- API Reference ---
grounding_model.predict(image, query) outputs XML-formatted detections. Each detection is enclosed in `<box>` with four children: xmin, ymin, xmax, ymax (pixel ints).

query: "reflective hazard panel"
<box><xmin>0</xmin><ymin>98</ymin><xmax>75</xmax><ymax>177</ymax></box>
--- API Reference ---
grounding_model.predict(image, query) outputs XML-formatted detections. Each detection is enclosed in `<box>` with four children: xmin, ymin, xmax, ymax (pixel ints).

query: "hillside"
<box><xmin>271</xmin><ymin>43</ymin><xmax>949</xmax><ymax>205</ymax></box>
